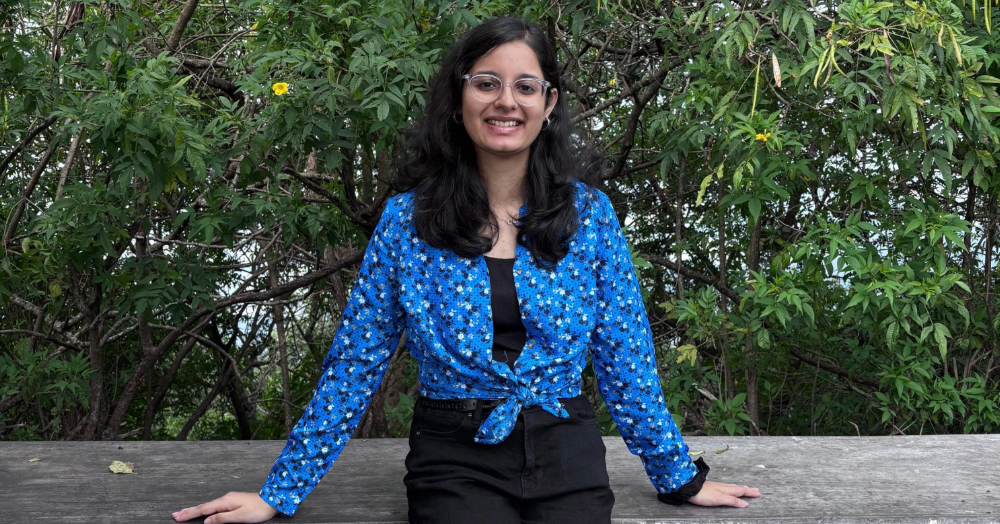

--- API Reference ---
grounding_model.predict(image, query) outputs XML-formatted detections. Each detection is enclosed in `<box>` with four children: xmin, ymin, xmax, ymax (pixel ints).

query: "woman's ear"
<box><xmin>544</xmin><ymin>88</ymin><xmax>559</xmax><ymax>119</ymax></box>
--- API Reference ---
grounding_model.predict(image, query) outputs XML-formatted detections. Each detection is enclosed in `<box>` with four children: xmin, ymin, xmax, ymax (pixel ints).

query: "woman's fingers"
<box><xmin>204</xmin><ymin>506</ymin><xmax>250</xmax><ymax>524</ymax></box>
<box><xmin>174</xmin><ymin>492</ymin><xmax>278</xmax><ymax>523</ymax></box>
<box><xmin>713</xmin><ymin>482</ymin><xmax>762</xmax><ymax>498</ymax></box>
<box><xmin>687</xmin><ymin>481</ymin><xmax>761</xmax><ymax>507</ymax></box>
<box><xmin>172</xmin><ymin>493</ymin><xmax>237</xmax><ymax>521</ymax></box>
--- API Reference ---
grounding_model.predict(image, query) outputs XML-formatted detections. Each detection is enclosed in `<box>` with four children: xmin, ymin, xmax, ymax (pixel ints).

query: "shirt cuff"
<box><xmin>656</xmin><ymin>457</ymin><xmax>710</xmax><ymax>505</ymax></box>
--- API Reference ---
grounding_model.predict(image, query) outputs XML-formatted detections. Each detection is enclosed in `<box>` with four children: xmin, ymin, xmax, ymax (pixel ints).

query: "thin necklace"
<box><xmin>491</xmin><ymin>206</ymin><xmax>520</xmax><ymax>226</ymax></box>
<box><xmin>490</xmin><ymin>208</ymin><xmax>521</xmax><ymax>226</ymax></box>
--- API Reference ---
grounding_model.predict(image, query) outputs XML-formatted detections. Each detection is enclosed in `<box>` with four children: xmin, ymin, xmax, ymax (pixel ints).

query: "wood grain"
<box><xmin>1</xmin><ymin>435</ymin><xmax>997</xmax><ymax>523</ymax></box>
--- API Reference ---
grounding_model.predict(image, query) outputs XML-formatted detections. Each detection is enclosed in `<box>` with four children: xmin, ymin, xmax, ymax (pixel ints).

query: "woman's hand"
<box><xmin>688</xmin><ymin>480</ymin><xmax>762</xmax><ymax>508</ymax></box>
<box><xmin>172</xmin><ymin>492</ymin><xmax>280</xmax><ymax>523</ymax></box>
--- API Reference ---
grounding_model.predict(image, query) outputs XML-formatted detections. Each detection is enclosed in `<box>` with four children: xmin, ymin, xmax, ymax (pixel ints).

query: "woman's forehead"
<box><xmin>470</xmin><ymin>42</ymin><xmax>542</xmax><ymax>78</ymax></box>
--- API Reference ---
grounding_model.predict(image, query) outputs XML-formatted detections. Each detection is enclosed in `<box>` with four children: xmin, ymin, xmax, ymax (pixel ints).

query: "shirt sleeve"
<box><xmin>588</xmin><ymin>188</ymin><xmax>699</xmax><ymax>494</ymax></box>
<box><xmin>259</xmin><ymin>197</ymin><xmax>406</xmax><ymax>516</ymax></box>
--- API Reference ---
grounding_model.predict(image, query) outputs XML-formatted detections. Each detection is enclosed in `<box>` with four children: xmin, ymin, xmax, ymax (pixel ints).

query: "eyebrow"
<box><xmin>471</xmin><ymin>70</ymin><xmax>543</xmax><ymax>80</ymax></box>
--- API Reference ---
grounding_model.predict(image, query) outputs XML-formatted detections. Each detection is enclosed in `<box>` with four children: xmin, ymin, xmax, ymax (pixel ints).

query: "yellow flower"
<box><xmin>272</xmin><ymin>82</ymin><xmax>289</xmax><ymax>96</ymax></box>
<box><xmin>251</xmin><ymin>23</ymin><xmax>257</xmax><ymax>30</ymax></box>
<box><xmin>755</xmin><ymin>131</ymin><xmax>772</xmax><ymax>142</ymax></box>
<box><xmin>609</xmin><ymin>78</ymin><xmax>616</xmax><ymax>86</ymax></box>
<box><xmin>755</xmin><ymin>133</ymin><xmax>764</xmax><ymax>141</ymax></box>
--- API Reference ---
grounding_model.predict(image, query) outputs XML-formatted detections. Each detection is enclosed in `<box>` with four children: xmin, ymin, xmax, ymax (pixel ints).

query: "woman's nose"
<box><xmin>494</xmin><ymin>84</ymin><xmax>518</xmax><ymax>108</ymax></box>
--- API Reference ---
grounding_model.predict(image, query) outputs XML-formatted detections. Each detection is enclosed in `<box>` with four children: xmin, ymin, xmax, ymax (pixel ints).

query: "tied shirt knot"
<box><xmin>473</xmin><ymin>383</ymin><xmax>570</xmax><ymax>444</ymax></box>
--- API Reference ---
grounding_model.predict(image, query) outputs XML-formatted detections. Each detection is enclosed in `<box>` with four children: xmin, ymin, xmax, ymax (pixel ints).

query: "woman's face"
<box><xmin>458</xmin><ymin>41</ymin><xmax>558</xmax><ymax>161</ymax></box>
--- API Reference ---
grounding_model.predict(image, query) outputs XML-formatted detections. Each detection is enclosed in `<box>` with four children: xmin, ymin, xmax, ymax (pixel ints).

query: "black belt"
<box><xmin>415</xmin><ymin>396</ymin><xmax>506</xmax><ymax>424</ymax></box>
<box><xmin>416</xmin><ymin>396</ymin><xmax>505</xmax><ymax>412</ymax></box>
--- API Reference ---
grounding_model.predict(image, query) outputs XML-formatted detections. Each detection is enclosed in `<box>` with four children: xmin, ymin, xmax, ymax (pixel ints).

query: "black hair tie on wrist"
<box><xmin>657</xmin><ymin>457</ymin><xmax>710</xmax><ymax>506</ymax></box>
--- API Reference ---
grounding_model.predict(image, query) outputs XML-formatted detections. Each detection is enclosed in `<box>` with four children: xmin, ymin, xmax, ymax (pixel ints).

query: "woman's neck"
<box><xmin>478</xmin><ymin>150</ymin><xmax>529</xmax><ymax>207</ymax></box>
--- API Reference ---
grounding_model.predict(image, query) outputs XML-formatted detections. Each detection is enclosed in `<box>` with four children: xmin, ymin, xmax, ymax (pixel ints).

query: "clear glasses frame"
<box><xmin>460</xmin><ymin>73</ymin><xmax>553</xmax><ymax>106</ymax></box>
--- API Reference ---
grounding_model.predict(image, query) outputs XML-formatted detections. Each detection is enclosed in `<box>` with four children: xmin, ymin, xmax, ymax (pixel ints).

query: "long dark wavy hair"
<box><xmin>392</xmin><ymin>16</ymin><xmax>604</xmax><ymax>270</ymax></box>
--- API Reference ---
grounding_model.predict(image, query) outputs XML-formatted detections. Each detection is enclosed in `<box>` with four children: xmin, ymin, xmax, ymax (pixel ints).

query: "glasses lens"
<box><xmin>466</xmin><ymin>75</ymin><xmax>547</xmax><ymax>105</ymax></box>
<box><xmin>469</xmin><ymin>75</ymin><xmax>502</xmax><ymax>103</ymax></box>
<box><xmin>512</xmin><ymin>79</ymin><xmax>544</xmax><ymax>106</ymax></box>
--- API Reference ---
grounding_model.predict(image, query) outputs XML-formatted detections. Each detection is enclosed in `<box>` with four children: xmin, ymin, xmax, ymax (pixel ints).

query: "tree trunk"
<box><xmin>718</xmin><ymin>181</ymin><xmax>734</xmax><ymax>403</ymax></box>
<box><xmin>963</xmin><ymin>176</ymin><xmax>977</xmax><ymax>313</ymax></box>
<box><xmin>80</xmin><ymin>284</ymin><xmax>105</xmax><ymax>440</ymax></box>
<box><xmin>269</xmin><ymin>253</ymin><xmax>293</xmax><ymax>436</ymax></box>
<box><xmin>141</xmin><ymin>337</ymin><xmax>198</xmax><ymax>440</ymax></box>
<box><xmin>675</xmin><ymin>157</ymin><xmax>686</xmax><ymax>300</ymax></box>
<box><xmin>984</xmin><ymin>192</ymin><xmax>997</xmax><ymax>379</ymax></box>
<box><xmin>208</xmin><ymin>322</ymin><xmax>253</xmax><ymax>440</ymax></box>
<box><xmin>174</xmin><ymin>361</ymin><xmax>235</xmax><ymax>440</ymax></box>
<box><xmin>744</xmin><ymin>214</ymin><xmax>762</xmax><ymax>434</ymax></box>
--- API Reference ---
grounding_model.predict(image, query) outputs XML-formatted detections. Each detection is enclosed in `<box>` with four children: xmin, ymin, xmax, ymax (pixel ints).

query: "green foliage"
<box><xmin>0</xmin><ymin>339</ymin><xmax>95</xmax><ymax>431</ymax></box>
<box><xmin>707</xmin><ymin>392</ymin><xmax>754</xmax><ymax>436</ymax></box>
<box><xmin>3</xmin><ymin>0</ymin><xmax>999</xmax><ymax>443</ymax></box>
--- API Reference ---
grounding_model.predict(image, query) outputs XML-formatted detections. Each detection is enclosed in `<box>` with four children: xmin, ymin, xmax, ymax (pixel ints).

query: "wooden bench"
<box><xmin>2</xmin><ymin>434</ymin><xmax>997</xmax><ymax>522</ymax></box>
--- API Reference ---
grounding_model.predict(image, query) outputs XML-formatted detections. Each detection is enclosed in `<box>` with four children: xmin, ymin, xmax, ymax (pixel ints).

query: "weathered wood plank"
<box><xmin>1</xmin><ymin>435</ymin><xmax>997</xmax><ymax>523</ymax></box>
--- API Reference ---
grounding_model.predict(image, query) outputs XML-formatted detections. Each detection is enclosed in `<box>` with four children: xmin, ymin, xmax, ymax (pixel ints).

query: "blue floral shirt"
<box><xmin>259</xmin><ymin>180</ymin><xmax>699</xmax><ymax>516</ymax></box>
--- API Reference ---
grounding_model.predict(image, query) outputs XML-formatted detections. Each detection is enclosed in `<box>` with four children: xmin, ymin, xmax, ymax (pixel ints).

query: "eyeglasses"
<box><xmin>461</xmin><ymin>73</ymin><xmax>552</xmax><ymax>106</ymax></box>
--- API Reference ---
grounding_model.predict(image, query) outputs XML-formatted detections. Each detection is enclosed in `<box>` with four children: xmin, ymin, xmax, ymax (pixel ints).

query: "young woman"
<box><xmin>173</xmin><ymin>16</ymin><xmax>761</xmax><ymax>524</ymax></box>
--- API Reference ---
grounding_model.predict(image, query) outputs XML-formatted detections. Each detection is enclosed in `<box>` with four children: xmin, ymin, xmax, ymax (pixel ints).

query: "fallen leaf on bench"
<box><xmin>689</xmin><ymin>450</ymin><xmax>704</xmax><ymax>456</ymax></box>
<box><xmin>715</xmin><ymin>444</ymin><xmax>730</xmax><ymax>454</ymax></box>
<box><xmin>109</xmin><ymin>460</ymin><xmax>136</xmax><ymax>474</ymax></box>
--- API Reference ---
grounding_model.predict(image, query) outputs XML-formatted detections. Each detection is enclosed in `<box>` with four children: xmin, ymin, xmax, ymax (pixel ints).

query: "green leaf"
<box><xmin>886</xmin><ymin>321</ymin><xmax>898</xmax><ymax>349</ymax></box>
<box><xmin>919</xmin><ymin>325</ymin><xmax>933</xmax><ymax>344</ymax></box>
<box><xmin>846</xmin><ymin>292</ymin><xmax>865</xmax><ymax>309</ymax></box>
<box><xmin>571</xmin><ymin>11</ymin><xmax>585</xmax><ymax>38</ymax></box>
<box><xmin>109</xmin><ymin>460</ymin><xmax>136</xmax><ymax>474</ymax></box>
<box><xmin>748</xmin><ymin>198</ymin><xmax>761</xmax><ymax>223</ymax></box>
<box><xmin>695</xmin><ymin>174</ymin><xmax>713</xmax><ymax>206</ymax></box>
<box><xmin>757</xmin><ymin>328</ymin><xmax>771</xmax><ymax>349</ymax></box>
<box><xmin>933</xmin><ymin>323</ymin><xmax>950</xmax><ymax>360</ymax></box>
<box><xmin>186</xmin><ymin>149</ymin><xmax>206</xmax><ymax>181</ymax></box>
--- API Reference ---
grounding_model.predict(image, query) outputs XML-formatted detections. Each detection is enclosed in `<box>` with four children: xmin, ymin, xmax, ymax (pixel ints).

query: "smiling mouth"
<box><xmin>485</xmin><ymin>119</ymin><xmax>523</xmax><ymax>127</ymax></box>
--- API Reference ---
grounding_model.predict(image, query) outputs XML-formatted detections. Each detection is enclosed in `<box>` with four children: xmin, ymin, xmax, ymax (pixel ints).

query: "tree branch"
<box><xmin>3</xmin><ymin>139</ymin><xmax>60</xmax><ymax>249</ymax></box>
<box><xmin>638</xmin><ymin>252</ymin><xmax>740</xmax><ymax>302</ymax></box>
<box><xmin>0</xmin><ymin>115</ymin><xmax>58</xmax><ymax>181</ymax></box>
<box><xmin>788</xmin><ymin>347</ymin><xmax>880</xmax><ymax>388</ymax></box>
<box><xmin>101</xmin><ymin>250</ymin><xmax>365</xmax><ymax>439</ymax></box>
<box><xmin>166</xmin><ymin>0</ymin><xmax>200</xmax><ymax>51</ymax></box>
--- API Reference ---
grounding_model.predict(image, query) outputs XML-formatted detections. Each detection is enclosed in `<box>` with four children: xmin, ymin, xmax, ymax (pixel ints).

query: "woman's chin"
<box><xmin>481</xmin><ymin>143</ymin><xmax>528</xmax><ymax>156</ymax></box>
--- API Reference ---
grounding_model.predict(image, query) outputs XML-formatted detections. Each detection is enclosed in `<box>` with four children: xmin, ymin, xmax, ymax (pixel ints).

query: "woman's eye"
<box><xmin>476</xmin><ymin>82</ymin><xmax>498</xmax><ymax>90</ymax></box>
<box><xmin>517</xmin><ymin>85</ymin><xmax>538</xmax><ymax>93</ymax></box>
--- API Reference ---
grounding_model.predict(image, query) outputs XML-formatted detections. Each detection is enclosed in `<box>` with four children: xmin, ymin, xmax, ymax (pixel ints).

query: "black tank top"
<box><xmin>484</xmin><ymin>256</ymin><xmax>526</xmax><ymax>371</ymax></box>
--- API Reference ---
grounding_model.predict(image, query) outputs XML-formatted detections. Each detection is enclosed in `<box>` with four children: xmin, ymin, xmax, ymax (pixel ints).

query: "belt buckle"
<box><xmin>472</xmin><ymin>399</ymin><xmax>484</xmax><ymax>425</ymax></box>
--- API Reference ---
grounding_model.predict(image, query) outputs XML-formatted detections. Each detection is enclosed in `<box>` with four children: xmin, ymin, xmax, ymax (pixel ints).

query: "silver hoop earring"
<box><xmin>540</xmin><ymin>116</ymin><xmax>551</xmax><ymax>130</ymax></box>
<box><xmin>453</xmin><ymin>113</ymin><xmax>464</xmax><ymax>124</ymax></box>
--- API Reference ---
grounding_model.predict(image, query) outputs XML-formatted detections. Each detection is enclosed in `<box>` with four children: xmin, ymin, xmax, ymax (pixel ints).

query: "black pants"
<box><xmin>404</xmin><ymin>394</ymin><xmax>615</xmax><ymax>524</ymax></box>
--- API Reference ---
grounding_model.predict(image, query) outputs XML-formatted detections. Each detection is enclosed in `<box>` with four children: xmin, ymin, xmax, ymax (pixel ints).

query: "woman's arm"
<box><xmin>588</xmin><ymin>188</ymin><xmax>760</xmax><ymax>508</ymax></box>
<box><xmin>588</xmin><ymin>188</ymin><xmax>699</xmax><ymax>493</ymax></box>
<box><xmin>258</xmin><ymin>195</ymin><xmax>407</xmax><ymax>516</ymax></box>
